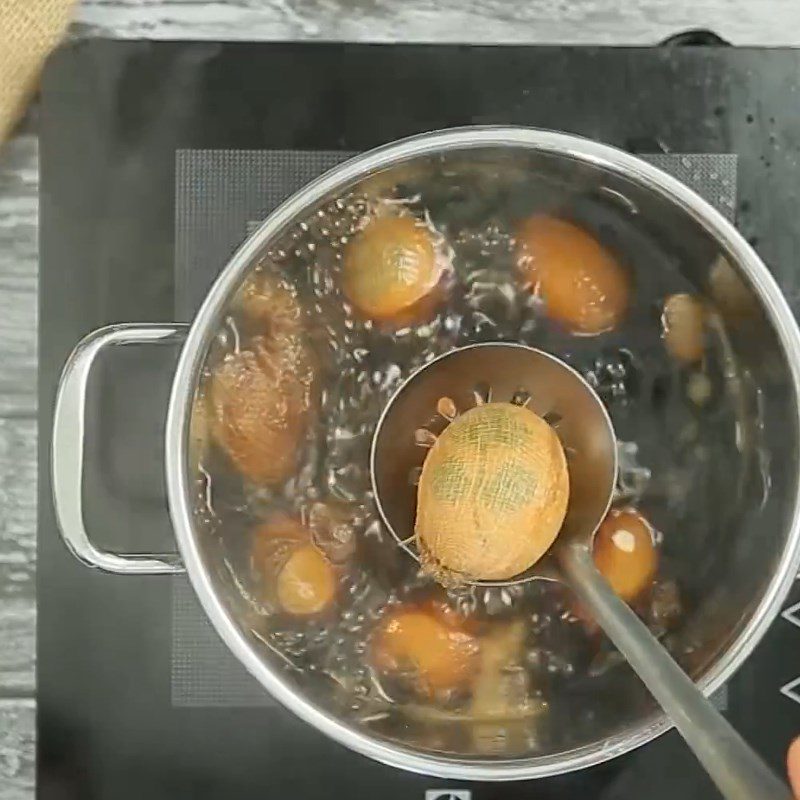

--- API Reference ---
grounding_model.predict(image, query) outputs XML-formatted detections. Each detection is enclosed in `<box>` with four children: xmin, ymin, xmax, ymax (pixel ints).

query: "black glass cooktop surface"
<box><xmin>39</xmin><ymin>39</ymin><xmax>800</xmax><ymax>799</ymax></box>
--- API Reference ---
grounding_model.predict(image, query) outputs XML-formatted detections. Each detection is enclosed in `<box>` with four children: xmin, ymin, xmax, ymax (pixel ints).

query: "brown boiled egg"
<box><xmin>251</xmin><ymin>515</ymin><xmax>337</xmax><ymax>617</ymax></box>
<box><xmin>592</xmin><ymin>508</ymin><xmax>658</xmax><ymax>603</ymax></box>
<box><xmin>415</xmin><ymin>402</ymin><xmax>569</xmax><ymax>584</ymax></box>
<box><xmin>516</xmin><ymin>215</ymin><xmax>630</xmax><ymax>335</ymax></box>
<box><xmin>661</xmin><ymin>292</ymin><xmax>707</xmax><ymax>364</ymax></box>
<box><xmin>709</xmin><ymin>255</ymin><xmax>759</xmax><ymax>321</ymax></box>
<box><xmin>343</xmin><ymin>215</ymin><xmax>446</xmax><ymax>324</ymax></box>
<box><xmin>371</xmin><ymin>601</ymin><xmax>479</xmax><ymax>697</ymax></box>
<box><xmin>276</xmin><ymin>545</ymin><xmax>337</xmax><ymax>616</ymax></box>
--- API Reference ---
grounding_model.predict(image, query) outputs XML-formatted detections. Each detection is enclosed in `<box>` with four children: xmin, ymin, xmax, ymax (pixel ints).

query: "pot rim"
<box><xmin>165</xmin><ymin>126</ymin><xmax>800</xmax><ymax>780</ymax></box>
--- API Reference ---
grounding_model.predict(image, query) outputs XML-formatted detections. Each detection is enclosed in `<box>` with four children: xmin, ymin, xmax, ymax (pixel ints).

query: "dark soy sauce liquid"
<box><xmin>191</xmin><ymin>160</ymin><xmax>756</xmax><ymax>756</ymax></box>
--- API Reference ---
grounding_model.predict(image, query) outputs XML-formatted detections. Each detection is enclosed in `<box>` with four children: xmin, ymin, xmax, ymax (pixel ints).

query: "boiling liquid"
<box><xmin>192</xmin><ymin>162</ymin><xmax>756</xmax><ymax>755</ymax></box>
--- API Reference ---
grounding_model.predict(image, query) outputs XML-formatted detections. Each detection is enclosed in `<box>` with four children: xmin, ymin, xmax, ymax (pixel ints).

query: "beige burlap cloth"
<box><xmin>0</xmin><ymin>0</ymin><xmax>76</xmax><ymax>143</ymax></box>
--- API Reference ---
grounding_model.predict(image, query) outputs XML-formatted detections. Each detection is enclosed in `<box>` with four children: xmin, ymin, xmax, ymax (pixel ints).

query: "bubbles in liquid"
<box><xmin>191</xmin><ymin>166</ymin><xmax>754</xmax><ymax>750</ymax></box>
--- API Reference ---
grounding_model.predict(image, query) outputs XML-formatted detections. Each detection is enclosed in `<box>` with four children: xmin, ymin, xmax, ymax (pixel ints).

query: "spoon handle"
<box><xmin>561</xmin><ymin>544</ymin><xmax>792</xmax><ymax>800</ymax></box>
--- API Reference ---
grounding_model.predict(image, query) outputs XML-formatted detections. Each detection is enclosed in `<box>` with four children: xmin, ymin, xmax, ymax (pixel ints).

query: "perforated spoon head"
<box><xmin>370</xmin><ymin>342</ymin><xmax>618</xmax><ymax>586</ymax></box>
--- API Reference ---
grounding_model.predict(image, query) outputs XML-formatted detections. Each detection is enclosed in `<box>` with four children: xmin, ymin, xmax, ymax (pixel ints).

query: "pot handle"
<box><xmin>52</xmin><ymin>323</ymin><xmax>188</xmax><ymax>575</ymax></box>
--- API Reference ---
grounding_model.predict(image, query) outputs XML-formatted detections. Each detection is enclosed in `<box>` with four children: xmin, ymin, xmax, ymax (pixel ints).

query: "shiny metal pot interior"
<box><xmin>52</xmin><ymin>128</ymin><xmax>800</xmax><ymax>780</ymax></box>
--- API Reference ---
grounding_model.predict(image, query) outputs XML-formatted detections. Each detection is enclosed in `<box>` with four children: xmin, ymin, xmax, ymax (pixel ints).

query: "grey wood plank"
<box><xmin>0</xmin><ymin>417</ymin><xmax>36</xmax><ymax>695</ymax></box>
<box><xmin>0</xmin><ymin>700</ymin><xmax>35</xmax><ymax>800</ymax></box>
<box><xmin>75</xmin><ymin>0</ymin><xmax>800</xmax><ymax>45</ymax></box>
<box><xmin>0</xmin><ymin>134</ymin><xmax>37</xmax><ymax>418</ymax></box>
<box><xmin>0</xmin><ymin>418</ymin><xmax>36</xmax><ymax>600</ymax></box>
<box><xmin>0</xmin><ymin>600</ymin><xmax>35</xmax><ymax>696</ymax></box>
<box><xmin>0</xmin><ymin>129</ymin><xmax>38</xmax><ymax>700</ymax></box>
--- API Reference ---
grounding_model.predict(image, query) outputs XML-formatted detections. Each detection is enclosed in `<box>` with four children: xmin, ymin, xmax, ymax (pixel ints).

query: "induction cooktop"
<box><xmin>39</xmin><ymin>37</ymin><xmax>800</xmax><ymax>799</ymax></box>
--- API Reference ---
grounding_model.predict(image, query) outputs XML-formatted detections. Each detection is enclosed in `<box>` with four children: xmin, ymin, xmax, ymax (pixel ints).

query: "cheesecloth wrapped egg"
<box><xmin>208</xmin><ymin>277</ymin><xmax>317</xmax><ymax>485</ymax></box>
<box><xmin>415</xmin><ymin>402</ymin><xmax>570</xmax><ymax>583</ymax></box>
<box><xmin>342</xmin><ymin>215</ymin><xmax>448</xmax><ymax>325</ymax></box>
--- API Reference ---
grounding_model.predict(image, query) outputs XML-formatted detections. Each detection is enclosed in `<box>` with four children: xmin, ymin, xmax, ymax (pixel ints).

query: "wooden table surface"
<box><xmin>2</xmin><ymin>1</ymin><xmax>800</xmax><ymax>796</ymax></box>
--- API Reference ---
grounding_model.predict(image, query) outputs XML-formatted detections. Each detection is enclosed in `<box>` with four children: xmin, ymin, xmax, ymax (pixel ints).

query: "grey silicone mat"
<box><xmin>172</xmin><ymin>148</ymin><xmax>737</xmax><ymax>708</ymax></box>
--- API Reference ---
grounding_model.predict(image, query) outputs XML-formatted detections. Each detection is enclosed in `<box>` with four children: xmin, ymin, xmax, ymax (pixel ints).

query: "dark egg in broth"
<box><xmin>251</xmin><ymin>515</ymin><xmax>338</xmax><ymax>617</ymax></box>
<box><xmin>516</xmin><ymin>215</ymin><xmax>630</xmax><ymax>335</ymax></box>
<box><xmin>371</xmin><ymin>601</ymin><xmax>479</xmax><ymax>699</ymax></box>
<box><xmin>593</xmin><ymin>508</ymin><xmax>658</xmax><ymax>604</ymax></box>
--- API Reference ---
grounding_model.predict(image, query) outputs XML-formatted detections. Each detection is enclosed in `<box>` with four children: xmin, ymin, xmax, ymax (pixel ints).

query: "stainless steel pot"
<box><xmin>51</xmin><ymin>127</ymin><xmax>800</xmax><ymax>780</ymax></box>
